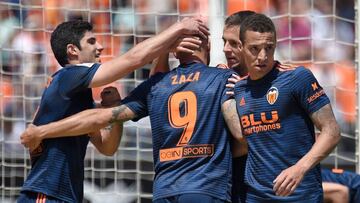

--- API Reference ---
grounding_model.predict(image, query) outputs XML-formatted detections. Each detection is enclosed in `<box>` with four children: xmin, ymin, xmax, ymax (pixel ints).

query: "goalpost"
<box><xmin>356</xmin><ymin>0</ymin><xmax>360</xmax><ymax>172</ymax></box>
<box><xmin>0</xmin><ymin>0</ymin><xmax>358</xmax><ymax>202</ymax></box>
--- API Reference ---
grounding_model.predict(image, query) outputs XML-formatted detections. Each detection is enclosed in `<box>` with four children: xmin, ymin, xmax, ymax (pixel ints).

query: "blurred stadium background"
<box><xmin>0</xmin><ymin>0</ymin><xmax>358</xmax><ymax>202</ymax></box>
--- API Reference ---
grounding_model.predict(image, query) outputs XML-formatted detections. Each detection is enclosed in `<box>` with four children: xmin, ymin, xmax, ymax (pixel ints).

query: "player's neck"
<box><xmin>179</xmin><ymin>53</ymin><xmax>208</xmax><ymax>66</ymax></box>
<box><xmin>67</xmin><ymin>59</ymin><xmax>81</xmax><ymax>66</ymax></box>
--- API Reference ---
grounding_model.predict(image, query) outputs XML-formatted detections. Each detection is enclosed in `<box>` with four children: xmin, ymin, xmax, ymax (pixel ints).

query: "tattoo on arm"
<box><xmin>108</xmin><ymin>105</ymin><xmax>133</xmax><ymax>124</ymax></box>
<box><xmin>310</xmin><ymin>104</ymin><xmax>336</xmax><ymax>130</ymax></box>
<box><xmin>104</xmin><ymin>124</ymin><xmax>114</xmax><ymax>131</ymax></box>
<box><xmin>222</xmin><ymin>99</ymin><xmax>243</xmax><ymax>138</ymax></box>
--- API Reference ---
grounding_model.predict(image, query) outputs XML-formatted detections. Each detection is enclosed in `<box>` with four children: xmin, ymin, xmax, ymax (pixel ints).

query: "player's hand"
<box><xmin>178</xmin><ymin>17</ymin><xmax>210</xmax><ymax>40</ymax></box>
<box><xmin>20</xmin><ymin>124</ymin><xmax>42</xmax><ymax>152</ymax></box>
<box><xmin>100</xmin><ymin>86</ymin><xmax>122</xmax><ymax>108</ymax></box>
<box><xmin>216</xmin><ymin>63</ymin><xmax>229</xmax><ymax>69</ymax></box>
<box><xmin>273</xmin><ymin>164</ymin><xmax>306</xmax><ymax>196</ymax></box>
<box><xmin>226</xmin><ymin>74</ymin><xmax>241</xmax><ymax>95</ymax></box>
<box><xmin>170</xmin><ymin>36</ymin><xmax>202</xmax><ymax>54</ymax></box>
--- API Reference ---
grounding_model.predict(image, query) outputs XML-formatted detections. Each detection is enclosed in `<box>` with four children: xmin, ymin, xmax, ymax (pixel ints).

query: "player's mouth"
<box><xmin>255</xmin><ymin>64</ymin><xmax>267</xmax><ymax>69</ymax></box>
<box><xmin>226</xmin><ymin>57</ymin><xmax>238</xmax><ymax>64</ymax></box>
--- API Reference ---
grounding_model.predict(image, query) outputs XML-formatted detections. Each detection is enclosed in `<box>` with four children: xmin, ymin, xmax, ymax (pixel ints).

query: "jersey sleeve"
<box><xmin>221</xmin><ymin>70</ymin><xmax>237</xmax><ymax>104</ymax></box>
<box><xmin>58</xmin><ymin>63</ymin><xmax>100</xmax><ymax>98</ymax></box>
<box><xmin>122</xmin><ymin>73</ymin><xmax>163</xmax><ymax>121</ymax></box>
<box><xmin>291</xmin><ymin>67</ymin><xmax>330</xmax><ymax>114</ymax></box>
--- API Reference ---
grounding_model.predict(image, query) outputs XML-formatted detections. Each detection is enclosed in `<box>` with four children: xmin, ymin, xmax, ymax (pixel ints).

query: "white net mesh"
<box><xmin>0</xmin><ymin>0</ymin><xmax>357</xmax><ymax>202</ymax></box>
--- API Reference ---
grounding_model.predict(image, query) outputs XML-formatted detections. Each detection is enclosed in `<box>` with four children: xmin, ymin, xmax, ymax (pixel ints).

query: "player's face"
<box><xmin>222</xmin><ymin>26</ymin><xmax>241</xmax><ymax>68</ymax></box>
<box><xmin>78</xmin><ymin>31</ymin><xmax>103</xmax><ymax>63</ymax></box>
<box><xmin>241</xmin><ymin>30</ymin><xmax>276</xmax><ymax>80</ymax></box>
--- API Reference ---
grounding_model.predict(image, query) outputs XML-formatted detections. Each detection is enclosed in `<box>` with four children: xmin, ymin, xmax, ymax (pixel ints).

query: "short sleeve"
<box><xmin>122</xmin><ymin>73</ymin><xmax>164</xmax><ymax>121</ymax></box>
<box><xmin>58</xmin><ymin>63</ymin><xmax>100</xmax><ymax>98</ymax></box>
<box><xmin>221</xmin><ymin>70</ymin><xmax>237</xmax><ymax>104</ymax></box>
<box><xmin>291</xmin><ymin>67</ymin><xmax>330</xmax><ymax>114</ymax></box>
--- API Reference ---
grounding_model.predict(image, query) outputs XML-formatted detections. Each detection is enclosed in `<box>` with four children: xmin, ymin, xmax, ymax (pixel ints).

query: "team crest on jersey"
<box><xmin>266</xmin><ymin>87</ymin><xmax>279</xmax><ymax>105</ymax></box>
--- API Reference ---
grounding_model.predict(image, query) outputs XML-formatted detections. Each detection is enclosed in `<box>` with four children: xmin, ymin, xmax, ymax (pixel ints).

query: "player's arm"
<box><xmin>149</xmin><ymin>53</ymin><xmax>170</xmax><ymax>76</ymax></box>
<box><xmin>88</xmin><ymin>86</ymin><xmax>124</xmax><ymax>156</ymax></box>
<box><xmin>90</xmin><ymin>18</ymin><xmax>209</xmax><ymax>87</ymax></box>
<box><xmin>20</xmin><ymin>105</ymin><xmax>136</xmax><ymax>151</ymax></box>
<box><xmin>149</xmin><ymin>37</ymin><xmax>203</xmax><ymax>76</ymax></box>
<box><xmin>273</xmin><ymin>104</ymin><xmax>341</xmax><ymax>196</ymax></box>
<box><xmin>221</xmin><ymin>98</ymin><xmax>243</xmax><ymax>141</ymax></box>
<box><xmin>89</xmin><ymin>122</ymin><xmax>123</xmax><ymax>156</ymax></box>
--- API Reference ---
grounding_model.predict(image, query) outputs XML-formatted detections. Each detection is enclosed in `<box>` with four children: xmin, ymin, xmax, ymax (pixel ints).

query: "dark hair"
<box><xmin>239</xmin><ymin>13</ymin><xmax>276</xmax><ymax>43</ymax></box>
<box><xmin>50</xmin><ymin>21</ymin><xmax>93</xmax><ymax>67</ymax></box>
<box><xmin>224</xmin><ymin>10</ymin><xmax>256</xmax><ymax>27</ymax></box>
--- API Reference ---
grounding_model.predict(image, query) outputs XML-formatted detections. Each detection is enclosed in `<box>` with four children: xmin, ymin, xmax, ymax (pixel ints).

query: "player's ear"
<box><xmin>67</xmin><ymin>44</ymin><xmax>79</xmax><ymax>57</ymax></box>
<box><xmin>207</xmin><ymin>39</ymin><xmax>211</xmax><ymax>52</ymax></box>
<box><xmin>238</xmin><ymin>40</ymin><xmax>244</xmax><ymax>51</ymax></box>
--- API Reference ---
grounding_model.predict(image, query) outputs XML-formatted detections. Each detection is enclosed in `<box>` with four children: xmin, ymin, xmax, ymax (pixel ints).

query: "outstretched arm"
<box><xmin>149</xmin><ymin>36</ymin><xmax>203</xmax><ymax>76</ymax></box>
<box><xmin>273</xmin><ymin>104</ymin><xmax>341</xmax><ymax>196</ymax></box>
<box><xmin>20</xmin><ymin>105</ymin><xmax>135</xmax><ymax>151</ymax></box>
<box><xmin>221</xmin><ymin>99</ymin><xmax>243</xmax><ymax>141</ymax></box>
<box><xmin>90</xmin><ymin>18</ymin><xmax>209</xmax><ymax>87</ymax></box>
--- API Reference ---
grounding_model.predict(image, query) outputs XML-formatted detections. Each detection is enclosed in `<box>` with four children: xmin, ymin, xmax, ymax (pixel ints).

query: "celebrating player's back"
<box><xmin>123</xmin><ymin>62</ymin><xmax>234</xmax><ymax>201</ymax></box>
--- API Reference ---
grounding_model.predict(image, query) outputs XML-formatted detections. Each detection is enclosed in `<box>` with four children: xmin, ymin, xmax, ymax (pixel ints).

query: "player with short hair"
<box><xmin>149</xmin><ymin>11</ymin><xmax>256</xmax><ymax>203</ymax></box>
<box><xmin>232</xmin><ymin>13</ymin><xmax>340</xmax><ymax>202</ymax></box>
<box><xmin>222</xmin><ymin>10</ymin><xmax>255</xmax><ymax>203</ymax></box>
<box><xmin>18</xmin><ymin>18</ymin><xmax>209</xmax><ymax>203</ymax></box>
<box><xmin>20</xmin><ymin>32</ymin><xmax>243</xmax><ymax>203</ymax></box>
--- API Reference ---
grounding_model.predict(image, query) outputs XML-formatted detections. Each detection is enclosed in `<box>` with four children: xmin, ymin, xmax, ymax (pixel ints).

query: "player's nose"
<box><xmin>257</xmin><ymin>48</ymin><xmax>268</xmax><ymax>61</ymax></box>
<box><xmin>223</xmin><ymin>42</ymin><xmax>231</xmax><ymax>53</ymax></box>
<box><xmin>96</xmin><ymin>42</ymin><xmax>104</xmax><ymax>52</ymax></box>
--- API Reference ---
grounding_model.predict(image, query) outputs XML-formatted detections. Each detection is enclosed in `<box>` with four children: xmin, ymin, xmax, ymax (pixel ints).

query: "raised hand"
<box><xmin>178</xmin><ymin>17</ymin><xmax>210</xmax><ymax>40</ymax></box>
<box><xmin>170</xmin><ymin>36</ymin><xmax>202</xmax><ymax>54</ymax></box>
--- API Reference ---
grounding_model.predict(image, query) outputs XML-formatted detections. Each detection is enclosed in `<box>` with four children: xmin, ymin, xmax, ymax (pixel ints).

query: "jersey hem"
<box><xmin>21</xmin><ymin>187</ymin><xmax>75</xmax><ymax>203</ymax></box>
<box><xmin>153</xmin><ymin>190</ymin><xmax>230</xmax><ymax>202</ymax></box>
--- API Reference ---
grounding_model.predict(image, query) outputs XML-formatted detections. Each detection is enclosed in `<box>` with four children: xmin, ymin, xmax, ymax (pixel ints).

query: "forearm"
<box><xmin>222</xmin><ymin>99</ymin><xmax>243</xmax><ymax>141</ymax></box>
<box><xmin>295</xmin><ymin>128</ymin><xmax>340</xmax><ymax>172</ymax></box>
<box><xmin>149</xmin><ymin>53</ymin><xmax>170</xmax><ymax>77</ymax></box>
<box><xmin>38</xmin><ymin>108</ymin><xmax>114</xmax><ymax>139</ymax></box>
<box><xmin>91</xmin><ymin>23</ymin><xmax>185</xmax><ymax>87</ymax></box>
<box><xmin>295</xmin><ymin>105</ymin><xmax>340</xmax><ymax>172</ymax></box>
<box><xmin>124</xmin><ymin>22</ymin><xmax>183</xmax><ymax>67</ymax></box>
<box><xmin>91</xmin><ymin>122</ymin><xmax>123</xmax><ymax>156</ymax></box>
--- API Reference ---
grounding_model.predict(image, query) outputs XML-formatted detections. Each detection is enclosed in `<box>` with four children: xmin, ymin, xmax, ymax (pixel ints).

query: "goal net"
<box><xmin>0</xmin><ymin>0</ymin><xmax>357</xmax><ymax>202</ymax></box>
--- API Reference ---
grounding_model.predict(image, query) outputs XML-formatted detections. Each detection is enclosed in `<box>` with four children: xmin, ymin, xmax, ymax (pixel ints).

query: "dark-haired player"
<box><xmin>232</xmin><ymin>13</ymin><xmax>340</xmax><ymax>202</ymax></box>
<box><xmin>18</xmin><ymin>18</ymin><xmax>209</xmax><ymax>203</ymax></box>
<box><xmin>20</xmin><ymin>33</ymin><xmax>243</xmax><ymax>202</ymax></box>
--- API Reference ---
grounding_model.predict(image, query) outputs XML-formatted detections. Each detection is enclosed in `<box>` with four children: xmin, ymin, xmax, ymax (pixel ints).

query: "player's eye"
<box><xmin>230</xmin><ymin>41</ymin><xmax>238</xmax><ymax>47</ymax></box>
<box><xmin>265</xmin><ymin>45</ymin><xmax>274</xmax><ymax>52</ymax></box>
<box><xmin>250</xmin><ymin>46</ymin><xmax>259</xmax><ymax>53</ymax></box>
<box><xmin>88</xmin><ymin>38</ymin><xmax>96</xmax><ymax>45</ymax></box>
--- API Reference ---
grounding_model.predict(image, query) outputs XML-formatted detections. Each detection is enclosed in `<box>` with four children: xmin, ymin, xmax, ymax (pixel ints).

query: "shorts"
<box><xmin>154</xmin><ymin>193</ymin><xmax>229</xmax><ymax>203</ymax></box>
<box><xmin>17</xmin><ymin>191</ymin><xmax>66</xmax><ymax>203</ymax></box>
<box><xmin>232</xmin><ymin>155</ymin><xmax>248</xmax><ymax>203</ymax></box>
